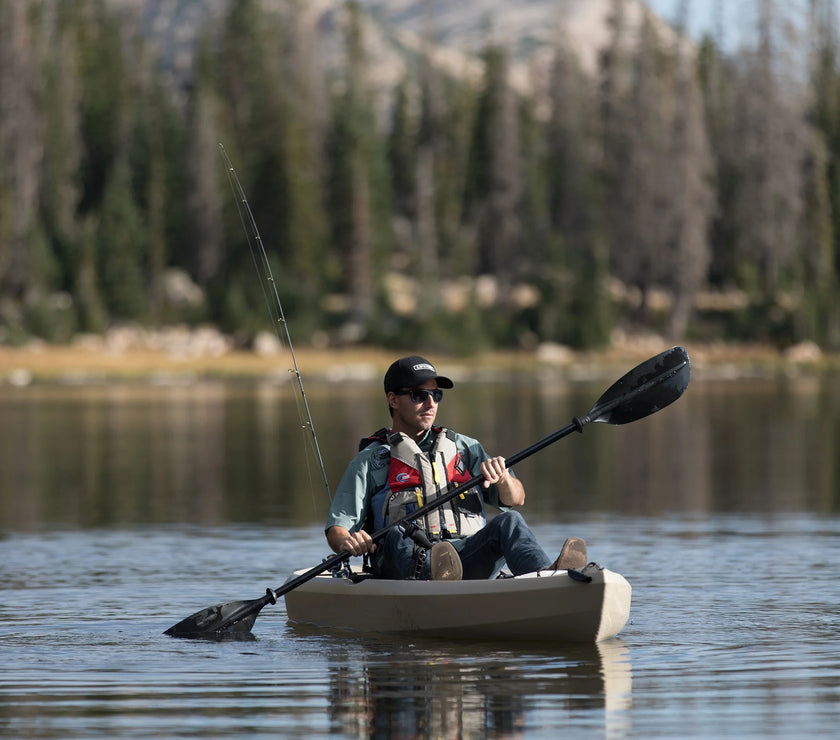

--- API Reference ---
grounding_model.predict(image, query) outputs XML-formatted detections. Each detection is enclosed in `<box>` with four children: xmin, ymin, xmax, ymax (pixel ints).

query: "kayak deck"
<box><xmin>284</xmin><ymin>564</ymin><xmax>631</xmax><ymax>643</ymax></box>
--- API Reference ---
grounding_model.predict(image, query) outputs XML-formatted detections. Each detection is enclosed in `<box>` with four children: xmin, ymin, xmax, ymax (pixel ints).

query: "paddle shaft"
<box><xmin>215</xmin><ymin>351</ymin><xmax>690</xmax><ymax>631</ymax></box>
<box><xmin>200</xmin><ymin>417</ymin><xmax>587</xmax><ymax>634</ymax></box>
<box><xmin>271</xmin><ymin>420</ymin><xmax>585</xmax><ymax>594</ymax></box>
<box><xmin>271</xmin><ymin>363</ymin><xmax>675</xmax><ymax>598</ymax></box>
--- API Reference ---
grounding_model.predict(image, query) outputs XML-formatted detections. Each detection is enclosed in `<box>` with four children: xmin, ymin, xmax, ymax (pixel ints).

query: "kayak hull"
<box><xmin>284</xmin><ymin>565</ymin><xmax>631</xmax><ymax>643</ymax></box>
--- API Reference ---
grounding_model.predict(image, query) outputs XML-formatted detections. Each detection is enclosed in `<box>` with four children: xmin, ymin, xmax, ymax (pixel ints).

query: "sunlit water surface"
<box><xmin>2</xmin><ymin>377</ymin><xmax>840</xmax><ymax>737</ymax></box>
<box><xmin>4</xmin><ymin>517</ymin><xmax>839</xmax><ymax>738</ymax></box>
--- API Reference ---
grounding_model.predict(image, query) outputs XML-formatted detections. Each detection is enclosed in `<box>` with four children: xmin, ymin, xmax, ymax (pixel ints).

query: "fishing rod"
<box><xmin>219</xmin><ymin>142</ymin><xmax>332</xmax><ymax>503</ymax></box>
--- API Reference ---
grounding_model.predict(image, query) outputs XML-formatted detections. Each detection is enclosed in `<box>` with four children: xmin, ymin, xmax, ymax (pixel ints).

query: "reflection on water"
<box><xmin>3</xmin><ymin>373</ymin><xmax>840</xmax><ymax>737</ymax></box>
<box><xmin>2</xmin><ymin>518</ymin><xmax>839</xmax><ymax>738</ymax></box>
<box><xmin>0</xmin><ymin>382</ymin><xmax>321</xmax><ymax>528</ymax></box>
<box><xmin>2</xmin><ymin>373</ymin><xmax>840</xmax><ymax>530</ymax></box>
<box><xmin>321</xmin><ymin>635</ymin><xmax>631</xmax><ymax>739</ymax></box>
<box><xmin>1</xmin><ymin>523</ymin><xmax>635</xmax><ymax>738</ymax></box>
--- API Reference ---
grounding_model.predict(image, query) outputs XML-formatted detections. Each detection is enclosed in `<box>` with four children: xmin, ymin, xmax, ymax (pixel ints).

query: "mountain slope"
<box><xmin>111</xmin><ymin>0</ymin><xmax>682</xmax><ymax>94</ymax></box>
<box><xmin>360</xmin><ymin>0</ymin><xmax>670</xmax><ymax>75</ymax></box>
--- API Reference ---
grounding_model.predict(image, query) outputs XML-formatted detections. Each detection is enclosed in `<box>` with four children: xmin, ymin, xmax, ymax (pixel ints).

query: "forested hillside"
<box><xmin>1</xmin><ymin>0</ymin><xmax>839</xmax><ymax>354</ymax></box>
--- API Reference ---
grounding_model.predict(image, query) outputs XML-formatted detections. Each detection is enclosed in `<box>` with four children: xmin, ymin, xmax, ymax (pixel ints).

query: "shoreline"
<box><xmin>0</xmin><ymin>335</ymin><xmax>835</xmax><ymax>386</ymax></box>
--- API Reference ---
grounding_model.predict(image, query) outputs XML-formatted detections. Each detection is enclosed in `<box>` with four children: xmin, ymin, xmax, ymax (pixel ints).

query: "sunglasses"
<box><xmin>397</xmin><ymin>388</ymin><xmax>444</xmax><ymax>403</ymax></box>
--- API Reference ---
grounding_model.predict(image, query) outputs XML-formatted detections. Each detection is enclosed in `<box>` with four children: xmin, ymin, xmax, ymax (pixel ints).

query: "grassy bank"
<box><xmin>0</xmin><ymin>333</ymin><xmax>835</xmax><ymax>385</ymax></box>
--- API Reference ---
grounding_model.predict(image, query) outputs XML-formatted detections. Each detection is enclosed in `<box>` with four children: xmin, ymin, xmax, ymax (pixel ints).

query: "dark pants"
<box><xmin>374</xmin><ymin>510</ymin><xmax>552</xmax><ymax>580</ymax></box>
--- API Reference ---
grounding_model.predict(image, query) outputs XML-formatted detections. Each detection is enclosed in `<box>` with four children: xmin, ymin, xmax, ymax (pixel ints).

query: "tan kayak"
<box><xmin>284</xmin><ymin>564</ymin><xmax>631</xmax><ymax>643</ymax></box>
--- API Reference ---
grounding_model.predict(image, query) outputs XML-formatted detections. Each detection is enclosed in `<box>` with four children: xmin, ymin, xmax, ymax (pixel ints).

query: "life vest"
<box><xmin>363</xmin><ymin>426</ymin><xmax>486</xmax><ymax>539</ymax></box>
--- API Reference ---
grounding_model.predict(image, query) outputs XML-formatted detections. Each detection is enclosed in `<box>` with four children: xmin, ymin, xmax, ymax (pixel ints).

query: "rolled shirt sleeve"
<box><xmin>325</xmin><ymin>445</ymin><xmax>386</xmax><ymax>533</ymax></box>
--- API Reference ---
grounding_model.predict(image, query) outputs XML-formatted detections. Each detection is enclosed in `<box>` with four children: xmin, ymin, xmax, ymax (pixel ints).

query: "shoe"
<box><xmin>429</xmin><ymin>541</ymin><xmax>463</xmax><ymax>581</ymax></box>
<box><xmin>550</xmin><ymin>537</ymin><xmax>587</xmax><ymax>571</ymax></box>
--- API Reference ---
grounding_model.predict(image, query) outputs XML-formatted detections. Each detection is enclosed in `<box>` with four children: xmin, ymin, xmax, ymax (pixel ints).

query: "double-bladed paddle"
<box><xmin>164</xmin><ymin>345</ymin><xmax>691</xmax><ymax>639</ymax></box>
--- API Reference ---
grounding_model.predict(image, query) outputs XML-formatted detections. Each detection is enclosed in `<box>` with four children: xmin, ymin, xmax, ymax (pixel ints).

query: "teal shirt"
<box><xmin>325</xmin><ymin>427</ymin><xmax>511</xmax><ymax>534</ymax></box>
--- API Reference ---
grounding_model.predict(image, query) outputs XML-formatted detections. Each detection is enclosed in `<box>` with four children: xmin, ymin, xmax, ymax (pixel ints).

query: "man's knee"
<box><xmin>494</xmin><ymin>509</ymin><xmax>526</xmax><ymax>533</ymax></box>
<box><xmin>375</xmin><ymin>527</ymin><xmax>421</xmax><ymax>579</ymax></box>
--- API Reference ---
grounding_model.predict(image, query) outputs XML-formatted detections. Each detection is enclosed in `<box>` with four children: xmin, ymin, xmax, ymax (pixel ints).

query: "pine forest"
<box><xmin>2</xmin><ymin>0</ymin><xmax>840</xmax><ymax>356</ymax></box>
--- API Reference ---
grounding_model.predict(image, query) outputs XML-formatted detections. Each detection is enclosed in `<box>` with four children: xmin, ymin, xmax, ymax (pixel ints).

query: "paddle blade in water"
<box><xmin>164</xmin><ymin>597</ymin><xmax>265</xmax><ymax>639</ymax></box>
<box><xmin>587</xmin><ymin>346</ymin><xmax>690</xmax><ymax>425</ymax></box>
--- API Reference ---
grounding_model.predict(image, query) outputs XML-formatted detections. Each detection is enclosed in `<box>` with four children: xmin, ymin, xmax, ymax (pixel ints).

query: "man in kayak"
<box><xmin>325</xmin><ymin>355</ymin><xmax>587</xmax><ymax>581</ymax></box>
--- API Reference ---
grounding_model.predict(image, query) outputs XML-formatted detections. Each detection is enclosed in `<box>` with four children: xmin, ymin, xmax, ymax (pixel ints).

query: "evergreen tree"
<box><xmin>388</xmin><ymin>78</ymin><xmax>417</xmax><ymax>222</ymax></box>
<box><xmin>799</xmin><ymin>127</ymin><xmax>837</xmax><ymax>343</ymax></box>
<box><xmin>39</xmin><ymin>1</ymin><xmax>86</xmax><ymax>316</ymax></box>
<box><xmin>210</xmin><ymin>0</ymin><xmax>332</xmax><ymax>336</ymax></box>
<box><xmin>544</xmin><ymin>33</ymin><xmax>611</xmax><ymax>348</ymax></box>
<box><xmin>803</xmin><ymin>0</ymin><xmax>839</xmax><ymax>344</ymax></box>
<box><xmin>414</xmin><ymin>51</ymin><xmax>446</xmax><ymax>319</ymax></box>
<box><xmin>97</xmin><ymin>153</ymin><xmax>147</xmax><ymax>321</ymax></box>
<box><xmin>809</xmin><ymin>0</ymin><xmax>840</xmax><ymax>263</ymax></box>
<box><xmin>326</xmin><ymin>1</ymin><xmax>392</xmax><ymax>339</ymax></box>
<box><xmin>435</xmin><ymin>71</ymin><xmax>477</xmax><ymax>278</ymax></box>
<box><xmin>601</xmin><ymin>6</ymin><xmax>673</xmax><ymax>320</ymax></box>
<box><xmin>76</xmin><ymin>215</ymin><xmax>107</xmax><ymax>333</ymax></box>
<box><xmin>665</xmin><ymin>18</ymin><xmax>714</xmax><ymax>339</ymax></box>
<box><xmin>697</xmin><ymin>35</ymin><xmax>741</xmax><ymax>290</ymax></box>
<box><xmin>211</xmin><ymin>0</ymin><xmax>276</xmax><ymax>334</ymax></box>
<box><xmin>144</xmin><ymin>112</ymin><xmax>167</xmax><ymax>326</ymax></box>
<box><xmin>188</xmin><ymin>36</ymin><xmax>225</xmax><ymax>292</ymax></box>
<box><xmin>732</xmin><ymin>1</ymin><xmax>807</xmax><ymax>302</ymax></box>
<box><xmin>129</xmin><ymin>54</ymin><xmax>184</xmax><ymax>326</ymax></box>
<box><xmin>0</xmin><ymin>0</ymin><xmax>45</xmax><ymax>306</ymax></box>
<box><xmin>274</xmin><ymin>0</ymin><xmax>331</xmax><ymax>324</ymax></box>
<box><xmin>76</xmin><ymin>0</ymin><xmax>127</xmax><ymax>217</ymax></box>
<box><xmin>464</xmin><ymin>42</ymin><xmax>523</xmax><ymax>284</ymax></box>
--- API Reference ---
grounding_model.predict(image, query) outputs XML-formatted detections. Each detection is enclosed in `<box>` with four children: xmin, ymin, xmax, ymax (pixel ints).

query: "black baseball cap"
<box><xmin>383</xmin><ymin>356</ymin><xmax>454</xmax><ymax>393</ymax></box>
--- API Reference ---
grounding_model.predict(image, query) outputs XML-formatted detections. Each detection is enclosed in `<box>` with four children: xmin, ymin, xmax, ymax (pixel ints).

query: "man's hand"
<box><xmin>326</xmin><ymin>525</ymin><xmax>376</xmax><ymax>556</ymax></box>
<box><xmin>481</xmin><ymin>456</ymin><xmax>510</xmax><ymax>487</ymax></box>
<box><xmin>480</xmin><ymin>456</ymin><xmax>525</xmax><ymax>506</ymax></box>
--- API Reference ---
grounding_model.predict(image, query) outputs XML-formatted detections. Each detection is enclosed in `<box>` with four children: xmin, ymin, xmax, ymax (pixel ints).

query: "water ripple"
<box><xmin>3</xmin><ymin>517</ymin><xmax>840</xmax><ymax>738</ymax></box>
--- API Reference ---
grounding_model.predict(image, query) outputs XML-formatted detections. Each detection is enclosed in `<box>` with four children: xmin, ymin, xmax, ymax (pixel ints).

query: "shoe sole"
<box><xmin>552</xmin><ymin>537</ymin><xmax>588</xmax><ymax>570</ymax></box>
<box><xmin>430</xmin><ymin>541</ymin><xmax>463</xmax><ymax>581</ymax></box>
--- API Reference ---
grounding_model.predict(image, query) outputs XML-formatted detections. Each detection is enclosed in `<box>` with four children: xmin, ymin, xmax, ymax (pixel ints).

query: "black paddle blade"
<box><xmin>164</xmin><ymin>596</ymin><xmax>267</xmax><ymax>639</ymax></box>
<box><xmin>587</xmin><ymin>345</ymin><xmax>690</xmax><ymax>425</ymax></box>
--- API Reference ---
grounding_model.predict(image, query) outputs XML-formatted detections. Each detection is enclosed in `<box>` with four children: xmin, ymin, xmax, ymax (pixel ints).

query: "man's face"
<box><xmin>388</xmin><ymin>380</ymin><xmax>441</xmax><ymax>437</ymax></box>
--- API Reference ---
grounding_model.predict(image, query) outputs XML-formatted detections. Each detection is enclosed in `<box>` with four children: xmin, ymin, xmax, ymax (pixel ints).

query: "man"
<box><xmin>325</xmin><ymin>355</ymin><xmax>587</xmax><ymax>580</ymax></box>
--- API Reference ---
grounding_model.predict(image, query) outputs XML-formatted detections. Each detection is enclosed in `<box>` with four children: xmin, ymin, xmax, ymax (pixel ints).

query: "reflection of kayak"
<box><xmin>284</xmin><ymin>563</ymin><xmax>631</xmax><ymax>643</ymax></box>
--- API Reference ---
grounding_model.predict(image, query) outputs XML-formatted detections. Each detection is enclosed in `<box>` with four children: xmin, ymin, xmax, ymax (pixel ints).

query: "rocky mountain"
<box><xmin>111</xmin><ymin>0</ymin><xmax>683</xmax><ymax>95</ymax></box>
<box><xmin>359</xmin><ymin>0</ymin><xmax>676</xmax><ymax>77</ymax></box>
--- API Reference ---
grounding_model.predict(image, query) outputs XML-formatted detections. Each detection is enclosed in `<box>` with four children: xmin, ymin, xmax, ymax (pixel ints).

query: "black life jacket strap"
<box><xmin>358</xmin><ymin>425</ymin><xmax>446</xmax><ymax>451</ymax></box>
<box><xmin>358</xmin><ymin>427</ymin><xmax>390</xmax><ymax>451</ymax></box>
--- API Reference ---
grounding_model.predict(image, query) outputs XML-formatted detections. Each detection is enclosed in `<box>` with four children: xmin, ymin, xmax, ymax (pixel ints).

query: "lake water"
<box><xmin>2</xmin><ymin>366</ymin><xmax>840</xmax><ymax>738</ymax></box>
